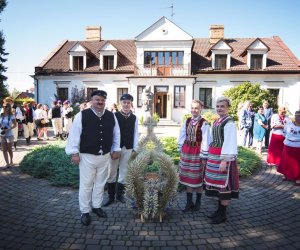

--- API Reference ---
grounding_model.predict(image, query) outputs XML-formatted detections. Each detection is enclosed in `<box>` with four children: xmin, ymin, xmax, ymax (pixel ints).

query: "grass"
<box><xmin>19</xmin><ymin>137</ymin><xmax>261</xmax><ymax>187</ymax></box>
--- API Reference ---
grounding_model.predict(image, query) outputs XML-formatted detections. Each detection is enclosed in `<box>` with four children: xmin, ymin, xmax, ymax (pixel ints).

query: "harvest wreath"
<box><xmin>125</xmin><ymin>134</ymin><xmax>178</xmax><ymax>222</ymax></box>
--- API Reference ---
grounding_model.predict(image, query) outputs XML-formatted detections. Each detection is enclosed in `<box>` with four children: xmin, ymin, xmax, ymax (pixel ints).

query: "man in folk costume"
<box><xmin>65</xmin><ymin>90</ymin><xmax>121</xmax><ymax>226</ymax></box>
<box><xmin>104</xmin><ymin>94</ymin><xmax>138</xmax><ymax>206</ymax></box>
<box><xmin>50</xmin><ymin>100</ymin><xmax>64</xmax><ymax>140</ymax></box>
<box><xmin>22</xmin><ymin>102</ymin><xmax>36</xmax><ymax>145</ymax></box>
<box><xmin>204</xmin><ymin>96</ymin><xmax>239</xmax><ymax>224</ymax></box>
<box><xmin>178</xmin><ymin>100</ymin><xmax>210</xmax><ymax>212</ymax></box>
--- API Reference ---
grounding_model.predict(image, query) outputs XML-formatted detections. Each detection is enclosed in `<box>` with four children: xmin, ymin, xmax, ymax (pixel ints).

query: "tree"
<box><xmin>224</xmin><ymin>81</ymin><xmax>277</xmax><ymax>121</ymax></box>
<box><xmin>0</xmin><ymin>0</ymin><xmax>9</xmax><ymax>105</ymax></box>
<box><xmin>11</xmin><ymin>87</ymin><xmax>20</xmax><ymax>99</ymax></box>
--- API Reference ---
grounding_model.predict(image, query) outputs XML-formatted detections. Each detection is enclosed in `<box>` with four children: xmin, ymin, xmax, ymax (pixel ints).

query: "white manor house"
<box><xmin>34</xmin><ymin>17</ymin><xmax>300</xmax><ymax>123</ymax></box>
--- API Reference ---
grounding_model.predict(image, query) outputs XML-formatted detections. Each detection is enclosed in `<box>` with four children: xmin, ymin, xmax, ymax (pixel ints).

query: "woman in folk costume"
<box><xmin>267</xmin><ymin>106</ymin><xmax>290</xmax><ymax>166</ymax></box>
<box><xmin>277</xmin><ymin>110</ymin><xmax>300</xmax><ymax>185</ymax></box>
<box><xmin>178</xmin><ymin>100</ymin><xmax>210</xmax><ymax>213</ymax></box>
<box><xmin>204</xmin><ymin>96</ymin><xmax>238</xmax><ymax>224</ymax></box>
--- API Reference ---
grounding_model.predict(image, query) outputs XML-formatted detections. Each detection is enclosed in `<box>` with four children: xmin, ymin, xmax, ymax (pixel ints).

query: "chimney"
<box><xmin>209</xmin><ymin>25</ymin><xmax>224</xmax><ymax>44</ymax></box>
<box><xmin>86</xmin><ymin>26</ymin><xmax>102</xmax><ymax>41</ymax></box>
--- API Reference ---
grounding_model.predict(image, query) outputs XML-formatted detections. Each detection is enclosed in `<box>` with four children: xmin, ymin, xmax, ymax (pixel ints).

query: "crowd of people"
<box><xmin>1</xmin><ymin>92</ymin><xmax>299</xmax><ymax>226</ymax></box>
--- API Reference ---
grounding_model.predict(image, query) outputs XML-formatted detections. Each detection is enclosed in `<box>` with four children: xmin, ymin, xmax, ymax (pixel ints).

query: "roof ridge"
<box><xmin>273</xmin><ymin>36</ymin><xmax>300</xmax><ymax>67</ymax></box>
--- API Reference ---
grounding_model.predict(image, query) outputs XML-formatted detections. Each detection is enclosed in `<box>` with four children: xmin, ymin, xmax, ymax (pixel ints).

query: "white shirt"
<box><xmin>65</xmin><ymin>109</ymin><xmax>121</xmax><ymax>155</ymax></box>
<box><xmin>283</xmin><ymin>122</ymin><xmax>300</xmax><ymax>148</ymax></box>
<box><xmin>271</xmin><ymin>114</ymin><xmax>290</xmax><ymax>135</ymax></box>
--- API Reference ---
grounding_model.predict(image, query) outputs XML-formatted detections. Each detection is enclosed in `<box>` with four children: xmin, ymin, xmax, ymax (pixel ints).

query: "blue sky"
<box><xmin>2</xmin><ymin>0</ymin><xmax>300</xmax><ymax>92</ymax></box>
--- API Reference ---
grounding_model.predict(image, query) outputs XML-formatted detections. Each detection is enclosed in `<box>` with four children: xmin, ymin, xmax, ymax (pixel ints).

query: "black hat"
<box><xmin>120</xmin><ymin>93</ymin><xmax>133</xmax><ymax>102</ymax></box>
<box><xmin>91</xmin><ymin>90</ymin><xmax>107</xmax><ymax>99</ymax></box>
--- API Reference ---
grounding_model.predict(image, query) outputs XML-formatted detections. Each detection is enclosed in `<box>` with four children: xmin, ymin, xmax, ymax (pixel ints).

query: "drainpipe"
<box><xmin>33</xmin><ymin>75</ymin><xmax>39</xmax><ymax>103</ymax></box>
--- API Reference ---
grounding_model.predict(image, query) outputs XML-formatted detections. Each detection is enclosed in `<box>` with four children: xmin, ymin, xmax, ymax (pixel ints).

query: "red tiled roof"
<box><xmin>37</xmin><ymin>37</ymin><xmax>300</xmax><ymax>74</ymax></box>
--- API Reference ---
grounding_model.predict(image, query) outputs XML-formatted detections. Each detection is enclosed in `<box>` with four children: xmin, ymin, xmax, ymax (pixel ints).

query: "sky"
<box><xmin>1</xmin><ymin>0</ymin><xmax>300</xmax><ymax>92</ymax></box>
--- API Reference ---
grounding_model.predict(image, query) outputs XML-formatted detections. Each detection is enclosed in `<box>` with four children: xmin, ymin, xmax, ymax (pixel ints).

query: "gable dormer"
<box><xmin>207</xmin><ymin>39</ymin><xmax>233</xmax><ymax>70</ymax></box>
<box><xmin>134</xmin><ymin>17</ymin><xmax>193</xmax><ymax>76</ymax></box>
<box><xmin>240</xmin><ymin>38</ymin><xmax>270</xmax><ymax>70</ymax></box>
<box><xmin>99</xmin><ymin>42</ymin><xmax>118</xmax><ymax>70</ymax></box>
<box><xmin>68</xmin><ymin>43</ymin><xmax>87</xmax><ymax>71</ymax></box>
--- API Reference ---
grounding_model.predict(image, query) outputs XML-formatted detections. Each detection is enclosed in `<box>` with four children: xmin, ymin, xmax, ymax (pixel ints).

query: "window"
<box><xmin>199</xmin><ymin>88</ymin><xmax>212</xmax><ymax>109</ymax></box>
<box><xmin>215</xmin><ymin>54</ymin><xmax>227</xmax><ymax>70</ymax></box>
<box><xmin>174</xmin><ymin>86</ymin><xmax>185</xmax><ymax>108</ymax></box>
<box><xmin>117</xmin><ymin>88</ymin><xmax>128</xmax><ymax>102</ymax></box>
<box><xmin>87</xmin><ymin>88</ymin><xmax>98</xmax><ymax>101</ymax></box>
<box><xmin>103</xmin><ymin>56</ymin><xmax>114</xmax><ymax>70</ymax></box>
<box><xmin>268</xmin><ymin>88</ymin><xmax>280</xmax><ymax>104</ymax></box>
<box><xmin>137</xmin><ymin>86</ymin><xmax>146</xmax><ymax>107</ymax></box>
<box><xmin>57</xmin><ymin>88</ymin><xmax>68</xmax><ymax>102</ymax></box>
<box><xmin>73</xmin><ymin>56</ymin><xmax>83</xmax><ymax>71</ymax></box>
<box><xmin>250</xmin><ymin>54</ymin><xmax>263</xmax><ymax>70</ymax></box>
<box><xmin>144</xmin><ymin>51</ymin><xmax>184</xmax><ymax>66</ymax></box>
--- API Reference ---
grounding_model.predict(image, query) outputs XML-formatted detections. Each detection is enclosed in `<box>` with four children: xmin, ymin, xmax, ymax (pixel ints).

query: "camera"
<box><xmin>0</xmin><ymin>126</ymin><xmax>8</xmax><ymax>135</ymax></box>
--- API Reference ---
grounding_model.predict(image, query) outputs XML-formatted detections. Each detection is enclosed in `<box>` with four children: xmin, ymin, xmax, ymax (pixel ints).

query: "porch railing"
<box><xmin>134</xmin><ymin>64</ymin><xmax>190</xmax><ymax>76</ymax></box>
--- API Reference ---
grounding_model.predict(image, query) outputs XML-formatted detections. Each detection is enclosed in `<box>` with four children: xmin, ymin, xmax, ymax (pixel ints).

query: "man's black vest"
<box><xmin>52</xmin><ymin>106</ymin><xmax>61</xmax><ymax>118</ymax></box>
<box><xmin>80</xmin><ymin>109</ymin><xmax>115</xmax><ymax>155</ymax></box>
<box><xmin>115</xmin><ymin>112</ymin><xmax>136</xmax><ymax>149</ymax></box>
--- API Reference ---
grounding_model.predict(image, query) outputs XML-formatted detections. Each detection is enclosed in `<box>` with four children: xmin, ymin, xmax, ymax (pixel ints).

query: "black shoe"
<box><xmin>80</xmin><ymin>213</ymin><xmax>90</xmax><ymax>226</ymax></box>
<box><xmin>116</xmin><ymin>194</ymin><xmax>126</xmax><ymax>203</ymax></box>
<box><xmin>92</xmin><ymin>208</ymin><xmax>107</xmax><ymax>218</ymax></box>
<box><xmin>192</xmin><ymin>193</ymin><xmax>201</xmax><ymax>212</ymax></box>
<box><xmin>211</xmin><ymin>212</ymin><xmax>226</xmax><ymax>224</ymax></box>
<box><xmin>103</xmin><ymin>196</ymin><xmax>115</xmax><ymax>207</ymax></box>
<box><xmin>207</xmin><ymin>210</ymin><xmax>219</xmax><ymax>218</ymax></box>
<box><xmin>182</xmin><ymin>192</ymin><xmax>194</xmax><ymax>213</ymax></box>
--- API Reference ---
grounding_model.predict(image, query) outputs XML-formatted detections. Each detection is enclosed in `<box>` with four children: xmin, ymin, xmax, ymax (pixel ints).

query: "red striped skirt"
<box><xmin>179</xmin><ymin>144</ymin><xmax>203</xmax><ymax>188</ymax></box>
<box><xmin>267</xmin><ymin>134</ymin><xmax>285</xmax><ymax>166</ymax></box>
<box><xmin>277</xmin><ymin>145</ymin><xmax>300</xmax><ymax>180</ymax></box>
<box><xmin>204</xmin><ymin>146</ymin><xmax>239</xmax><ymax>200</ymax></box>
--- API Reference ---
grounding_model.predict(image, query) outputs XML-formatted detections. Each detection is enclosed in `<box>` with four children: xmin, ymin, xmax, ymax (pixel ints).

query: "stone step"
<box><xmin>157</xmin><ymin>119</ymin><xmax>181</xmax><ymax>126</ymax></box>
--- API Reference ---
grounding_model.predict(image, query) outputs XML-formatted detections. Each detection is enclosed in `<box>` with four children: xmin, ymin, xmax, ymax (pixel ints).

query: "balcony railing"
<box><xmin>134</xmin><ymin>64</ymin><xmax>190</xmax><ymax>77</ymax></box>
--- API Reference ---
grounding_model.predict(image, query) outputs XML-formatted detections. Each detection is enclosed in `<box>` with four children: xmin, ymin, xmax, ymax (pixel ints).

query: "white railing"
<box><xmin>134</xmin><ymin>64</ymin><xmax>190</xmax><ymax>76</ymax></box>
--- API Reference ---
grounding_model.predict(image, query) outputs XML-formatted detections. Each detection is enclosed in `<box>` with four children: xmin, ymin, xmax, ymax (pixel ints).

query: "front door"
<box><xmin>154</xmin><ymin>93</ymin><xmax>167</xmax><ymax>118</ymax></box>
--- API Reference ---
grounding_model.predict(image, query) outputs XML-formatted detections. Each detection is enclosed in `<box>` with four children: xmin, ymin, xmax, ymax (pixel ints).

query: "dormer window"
<box><xmin>250</xmin><ymin>54</ymin><xmax>263</xmax><ymax>70</ymax></box>
<box><xmin>103</xmin><ymin>56</ymin><xmax>114</xmax><ymax>70</ymax></box>
<box><xmin>207</xmin><ymin>40</ymin><xmax>233</xmax><ymax>70</ymax></box>
<box><xmin>99</xmin><ymin>42</ymin><xmax>118</xmax><ymax>70</ymax></box>
<box><xmin>240</xmin><ymin>38</ymin><xmax>270</xmax><ymax>70</ymax></box>
<box><xmin>73</xmin><ymin>56</ymin><xmax>84</xmax><ymax>71</ymax></box>
<box><xmin>68</xmin><ymin>43</ymin><xmax>87</xmax><ymax>71</ymax></box>
<box><xmin>215</xmin><ymin>54</ymin><xmax>227</xmax><ymax>70</ymax></box>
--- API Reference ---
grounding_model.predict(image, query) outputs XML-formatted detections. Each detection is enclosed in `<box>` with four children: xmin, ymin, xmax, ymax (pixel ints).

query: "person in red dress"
<box><xmin>277</xmin><ymin>110</ymin><xmax>300</xmax><ymax>185</ymax></box>
<box><xmin>178</xmin><ymin>100</ymin><xmax>210</xmax><ymax>212</ymax></box>
<box><xmin>267</xmin><ymin>106</ymin><xmax>290</xmax><ymax>166</ymax></box>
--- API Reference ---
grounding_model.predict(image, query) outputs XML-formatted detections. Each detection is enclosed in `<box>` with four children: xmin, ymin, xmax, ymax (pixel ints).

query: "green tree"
<box><xmin>11</xmin><ymin>87</ymin><xmax>20</xmax><ymax>99</ymax></box>
<box><xmin>224</xmin><ymin>81</ymin><xmax>277</xmax><ymax>121</ymax></box>
<box><xmin>0</xmin><ymin>0</ymin><xmax>9</xmax><ymax>105</ymax></box>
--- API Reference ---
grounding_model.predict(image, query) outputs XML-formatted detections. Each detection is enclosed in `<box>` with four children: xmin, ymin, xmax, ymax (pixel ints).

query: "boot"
<box><xmin>211</xmin><ymin>204</ymin><xmax>227</xmax><ymax>224</ymax></box>
<box><xmin>207</xmin><ymin>200</ymin><xmax>221</xmax><ymax>218</ymax></box>
<box><xmin>103</xmin><ymin>183</ymin><xmax>116</xmax><ymax>207</ymax></box>
<box><xmin>182</xmin><ymin>193</ymin><xmax>194</xmax><ymax>213</ymax></box>
<box><xmin>116</xmin><ymin>183</ymin><xmax>126</xmax><ymax>203</ymax></box>
<box><xmin>26</xmin><ymin>137</ymin><xmax>30</xmax><ymax>145</ymax></box>
<box><xmin>193</xmin><ymin>193</ymin><xmax>202</xmax><ymax>212</ymax></box>
<box><xmin>14</xmin><ymin>141</ymin><xmax>17</xmax><ymax>150</ymax></box>
<box><xmin>59</xmin><ymin>134</ymin><xmax>64</xmax><ymax>140</ymax></box>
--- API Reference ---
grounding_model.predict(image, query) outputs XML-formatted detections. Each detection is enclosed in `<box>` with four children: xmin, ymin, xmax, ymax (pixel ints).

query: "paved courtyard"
<box><xmin>0</xmin><ymin>127</ymin><xmax>299</xmax><ymax>249</ymax></box>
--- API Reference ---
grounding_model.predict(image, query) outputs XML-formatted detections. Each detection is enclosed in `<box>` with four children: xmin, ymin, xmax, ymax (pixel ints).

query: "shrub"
<box><xmin>237</xmin><ymin>146</ymin><xmax>261</xmax><ymax>176</ymax></box>
<box><xmin>224</xmin><ymin>81</ymin><xmax>277</xmax><ymax>121</ymax></box>
<box><xmin>160</xmin><ymin>137</ymin><xmax>180</xmax><ymax>165</ymax></box>
<box><xmin>20</xmin><ymin>143</ymin><xmax>79</xmax><ymax>187</ymax></box>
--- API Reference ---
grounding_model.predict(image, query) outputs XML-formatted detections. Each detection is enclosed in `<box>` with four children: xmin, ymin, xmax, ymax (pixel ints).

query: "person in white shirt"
<box><xmin>103</xmin><ymin>94</ymin><xmax>138</xmax><ymax>206</ymax></box>
<box><xmin>178</xmin><ymin>100</ymin><xmax>210</xmax><ymax>213</ymax></box>
<box><xmin>62</xmin><ymin>100</ymin><xmax>73</xmax><ymax>138</ymax></box>
<box><xmin>278</xmin><ymin>110</ymin><xmax>300</xmax><ymax>185</ymax></box>
<box><xmin>65</xmin><ymin>90</ymin><xmax>121</xmax><ymax>226</ymax></box>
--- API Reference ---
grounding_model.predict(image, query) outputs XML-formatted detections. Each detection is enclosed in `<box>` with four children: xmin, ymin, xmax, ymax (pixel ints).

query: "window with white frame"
<box><xmin>117</xmin><ymin>88</ymin><xmax>128</xmax><ymax>102</ymax></box>
<box><xmin>103</xmin><ymin>56</ymin><xmax>114</xmax><ymax>70</ymax></box>
<box><xmin>199</xmin><ymin>88</ymin><xmax>212</xmax><ymax>109</ymax></box>
<box><xmin>174</xmin><ymin>86</ymin><xmax>185</xmax><ymax>108</ymax></box>
<box><xmin>73</xmin><ymin>56</ymin><xmax>84</xmax><ymax>71</ymax></box>
<box><xmin>57</xmin><ymin>88</ymin><xmax>68</xmax><ymax>102</ymax></box>
<box><xmin>137</xmin><ymin>86</ymin><xmax>146</xmax><ymax>107</ymax></box>
<box><xmin>250</xmin><ymin>54</ymin><xmax>263</xmax><ymax>70</ymax></box>
<box><xmin>215</xmin><ymin>54</ymin><xmax>227</xmax><ymax>70</ymax></box>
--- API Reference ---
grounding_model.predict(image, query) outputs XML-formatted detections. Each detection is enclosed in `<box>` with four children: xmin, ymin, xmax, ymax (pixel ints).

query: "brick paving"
<box><xmin>0</xmin><ymin>129</ymin><xmax>300</xmax><ymax>249</ymax></box>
